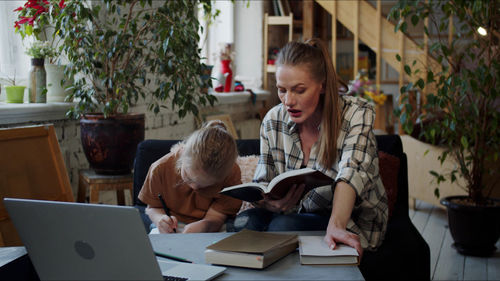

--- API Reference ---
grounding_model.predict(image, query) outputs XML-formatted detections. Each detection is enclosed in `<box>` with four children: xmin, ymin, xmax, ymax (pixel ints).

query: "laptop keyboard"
<box><xmin>163</xmin><ymin>275</ymin><xmax>188</xmax><ymax>281</ymax></box>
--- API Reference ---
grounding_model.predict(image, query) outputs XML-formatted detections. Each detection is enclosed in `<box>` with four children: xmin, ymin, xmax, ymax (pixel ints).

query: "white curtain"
<box><xmin>0</xmin><ymin>1</ymin><xmax>31</xmax><ymax>98</ymax></box>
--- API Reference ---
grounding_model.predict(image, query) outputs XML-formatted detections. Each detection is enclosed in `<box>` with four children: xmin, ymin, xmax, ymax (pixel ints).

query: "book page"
<box><xmin>266</xmin><ymin>168</ymin><xmax>333</xmax><ymax>199</ymax></box>
<box><xmin>299</xmin><ymin>236</ymin><xmax>358</xmax><ymax>257</ymax></box>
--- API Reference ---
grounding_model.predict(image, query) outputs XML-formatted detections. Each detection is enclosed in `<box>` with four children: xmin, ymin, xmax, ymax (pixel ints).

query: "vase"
<box><xmin>46</xmin><ymin>64</ymin><xmax>72</xmax><ymax>102</ymax></box>
<box><xmin>80</xmin><ymin>113</ymin><xmax>145</xmax><ymax>175</ymax></box>
<box><xmin>441</xmin><ymin>196</ymin><xmax>500</xmax><ymax>257</ymax></box>
<box><xmin>4</xmin><ymin>86</ymin><xmax>26</xmax><ymax>103</ymax></box>
<box><xmin>220</xmin><ymin>59</ymin><xmax>233</xmax><ymax>92</ymax></box>
<box><xmin>28</xmin><ymin>58</ymin><xmax>46</xmax><ymax>103</ymax></box>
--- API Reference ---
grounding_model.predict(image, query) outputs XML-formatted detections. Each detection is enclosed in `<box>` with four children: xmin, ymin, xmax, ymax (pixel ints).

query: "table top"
<box><xmin>149</xmin><ymin>232</ymin><xmax>364</xmax><ymax>281</ymax></box>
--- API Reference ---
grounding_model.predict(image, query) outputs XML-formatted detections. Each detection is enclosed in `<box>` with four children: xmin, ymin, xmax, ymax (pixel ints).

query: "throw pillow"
<box><xmin>378</xmin><ymin>151</ymin><xmax>400</xmax><ymax>218</ymax></box>
<box><xmin>236</xmin><ymin>155</ymin><xmax>260</xmax><ymax>214</ymax></box>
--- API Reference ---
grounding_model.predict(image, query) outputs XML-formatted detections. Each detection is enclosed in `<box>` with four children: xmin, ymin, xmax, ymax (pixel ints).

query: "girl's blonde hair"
<box><xmin>178</xmin><ymin>120</ymin><xmax>238</xmax><ymax>180</ymax></box>
<box><xmin>276</xmin><ymin>38</ymin><xmax>341</xmax><ymax>168</ymax></box>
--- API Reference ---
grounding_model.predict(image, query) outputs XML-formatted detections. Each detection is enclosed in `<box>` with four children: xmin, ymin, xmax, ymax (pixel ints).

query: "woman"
<box><xmin>234</xmin><ymin>39</ymin><xmax>388</xmax><ymax>256</ymax></box>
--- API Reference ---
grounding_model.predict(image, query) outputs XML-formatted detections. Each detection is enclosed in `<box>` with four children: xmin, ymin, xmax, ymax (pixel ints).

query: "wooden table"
<box><xmin>149</xmin><ymin>232</ymin><xmax>365</xmax><ymax>280</ymax></box>
<box><xmin>77</xmin><ymin>169</ymin><xmax>133</xmax><ymax>205</ymax></box>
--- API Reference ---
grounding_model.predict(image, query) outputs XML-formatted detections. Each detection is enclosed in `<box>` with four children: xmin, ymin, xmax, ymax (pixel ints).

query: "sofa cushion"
<box><xmin>378</xmin><ymin>151</ymin><xmax>400</xmax><ymax>218</ymax></box>
<box><xmin>235</xmin><ymin>155</ymin><xmax>260</xmax><ymax>214</ymax></box>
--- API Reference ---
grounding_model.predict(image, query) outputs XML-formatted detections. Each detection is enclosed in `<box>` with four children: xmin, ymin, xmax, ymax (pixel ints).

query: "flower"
<box><xmin>348</xmin><ymin>70</ymin><xmax>387</xmax><ymax>105</ymax></box>
<box><xmin>14</xmin><ymin>0</ymin><xmax>64</xmax><ymax>39</ymax></box>
<box><xmin>25</xmin><ymin>40</ymin><xmax>57</xmax><ymax>59</ymax></box>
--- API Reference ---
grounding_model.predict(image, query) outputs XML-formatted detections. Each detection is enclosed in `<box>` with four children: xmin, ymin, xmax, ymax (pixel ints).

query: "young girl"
<box><xmin>234</xmin><ymin>39</ymin><xmax>388</xmax><ymax>256</ymax></box>
<box><xmin>138</xmin><ymin>120</ymin><xmax>242</xmax><ymax>233</ymax></box>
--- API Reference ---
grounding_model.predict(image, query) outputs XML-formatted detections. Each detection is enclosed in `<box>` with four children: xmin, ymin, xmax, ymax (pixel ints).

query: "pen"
<box><xmin>158</xmin><ymin>193</ymin><xmax>176</xmax><ymax>233</ymax></box>
<box><xmin>154</xmin><ymin>250</ymin><xmax>192</xmax><ymax>263</ymax></box>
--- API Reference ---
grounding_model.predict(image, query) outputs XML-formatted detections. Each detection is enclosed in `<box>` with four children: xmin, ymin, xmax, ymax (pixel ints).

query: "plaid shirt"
<box><xmin>254</xmin><ymin>95</ymin><xmax>388</xmax><ymax>250</ymax></box>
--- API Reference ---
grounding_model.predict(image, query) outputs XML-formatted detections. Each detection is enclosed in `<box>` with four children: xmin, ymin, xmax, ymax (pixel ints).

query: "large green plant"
<box><xmin>56</xmin><ymin>0</ymin><xmax>216</xmax><ymax>118</ymax></box>
<box><xmin>389</xmin><ymin>0</ymin><xmax>499</xmax><ymax>205</ymax></box>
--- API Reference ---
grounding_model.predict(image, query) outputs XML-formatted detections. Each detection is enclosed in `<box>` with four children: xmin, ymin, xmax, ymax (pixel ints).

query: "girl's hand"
<box><xmin>256</xmin><ymin>183</ymin><xmax>305</xmax><ymax>213</ymax></box>
<box><xmin>323</xmin><ymin>224</ymin><xmax>363</xmax><ymax>258</ymax></box>
<box><xmin>157</xmin><ymin>214</ymin><xmax>178</xmax><ymax>233</ymax></box>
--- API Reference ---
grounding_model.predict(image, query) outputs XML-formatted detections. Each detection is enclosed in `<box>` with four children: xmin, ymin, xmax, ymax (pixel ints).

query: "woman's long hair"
<box><xmin>276</xmin><ymin>38</ymin><xmax>341</xmax><ymax>168</ymax></box>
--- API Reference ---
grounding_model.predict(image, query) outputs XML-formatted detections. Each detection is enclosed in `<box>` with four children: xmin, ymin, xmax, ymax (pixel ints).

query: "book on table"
<box><xmin>204</xmin><ymin>229</ymin><xmax>298</xmax><ymax>269</ymax></box>
<box><xmin>298</xmin><ymin>236</ymin><xmax>360</xmax><ymax>265</ymax></box>
<box><xmin>220</xmin><ymin>167</ymin><xmax>333</xmax><ymax>202</ymax></box>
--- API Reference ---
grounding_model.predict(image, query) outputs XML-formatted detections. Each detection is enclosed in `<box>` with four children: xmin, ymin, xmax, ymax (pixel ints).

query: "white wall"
<box><xmin>233</xmin><ymin>1</ymin><xmax>263</xmax><ymax>89</ymax></box>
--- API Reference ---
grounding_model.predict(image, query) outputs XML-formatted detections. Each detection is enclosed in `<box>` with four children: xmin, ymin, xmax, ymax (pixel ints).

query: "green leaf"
<box><xmin>461</xmin><ymin>136</ymin><xmax>468</xmax><ymax>149</ymax></box>
<box><xmin>396</xmin><ymin>54</ymin><xmax>401</xmax><ymax>62</ymax></box>
<box><xmin>404</xmin><ymin>65</ymin><xmax>412</xmax><ymax>76</ymax></box>
<box><xmin>434</xmin><ymin>188</ymin><xmax>440</xmax><ymax>199</ymax></box>
<box><xmin>411</xmin><ymin>14</ymin><xmax>419</xmax><ymax>26</ymax></box>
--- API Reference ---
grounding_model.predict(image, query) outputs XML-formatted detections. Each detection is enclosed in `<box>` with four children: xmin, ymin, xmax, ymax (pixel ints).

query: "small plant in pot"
<box><xmin>390</xmin><ymin>0</ymin><xmax>500</xmax><ymax>256</ymax></box>
<box><xmin>55</xmin><ymin>0</ymin><xmax>216</xmax><ymax>174</ymax></box>
<box><xmin>0</xmin><ymin>71</ymin><xmax>26</xmax><ymax>104</ymax></box>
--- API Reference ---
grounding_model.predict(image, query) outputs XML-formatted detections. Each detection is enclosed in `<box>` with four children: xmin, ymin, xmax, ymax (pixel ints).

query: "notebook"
<box><xmin>3</xmin><ymin>198</ymin><xmax>226</xmax><ymax>281</ymax></box>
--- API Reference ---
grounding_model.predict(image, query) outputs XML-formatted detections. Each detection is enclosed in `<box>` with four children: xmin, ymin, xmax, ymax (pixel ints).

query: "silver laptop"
<box><xmin>4</xmin><ymin>198</ymin><xmax>225</xmax><ymax>281</ymax></box>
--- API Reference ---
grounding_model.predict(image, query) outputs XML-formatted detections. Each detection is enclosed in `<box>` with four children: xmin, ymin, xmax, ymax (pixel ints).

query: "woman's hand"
<box><xmin>254</xmin><ymin>183</ymin><xmax>305</xmax><ymax>213</ymax></box>
<box><xmin>157</xmin><ymin>214</ymin><xmax>178</xmax><ymax>233</ymax></box>
<box><xmin>324</xmin><ymin>224</ymin><xmax>363</xmax><ymax>258</ymax></box>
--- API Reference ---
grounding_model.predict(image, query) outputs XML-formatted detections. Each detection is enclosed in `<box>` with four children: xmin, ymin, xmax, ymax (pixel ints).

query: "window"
<box><xmin>0</xmin><ymin>1</ymin><xmax>31</xmax><ymax>101</ymax></box>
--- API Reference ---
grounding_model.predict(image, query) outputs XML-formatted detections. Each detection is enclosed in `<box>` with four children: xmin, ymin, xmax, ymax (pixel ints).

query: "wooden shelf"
<box><xmin>268</xmin><ymin>15</ymin><xmax>293</xmax><ymax>25</ymax></box>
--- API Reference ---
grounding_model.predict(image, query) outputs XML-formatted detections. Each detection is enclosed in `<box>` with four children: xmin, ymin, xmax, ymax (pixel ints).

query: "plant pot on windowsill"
<box><xmin>4</xmin><ymin>86</ymin><xmax>26</xmax><ymax>103</ymax></box>
<box><xmin>46</xmin><ymin>64</ymin><xmax>73</xmax><ymax>102</ymax></box>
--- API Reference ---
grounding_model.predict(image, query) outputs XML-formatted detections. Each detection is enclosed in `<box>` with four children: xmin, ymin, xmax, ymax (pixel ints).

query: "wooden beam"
<box><xmin>376</xmin><ymin>0</ymin><xmax>382</xmax><ymax>87</ymax></box>
<box><xmin>289</xmin><ymin>13</ymin><xmax>293</xmax><ymax>41</ymax></box>
<box><xmin>353</xmin><ymin>0</ymin><xmax>359</xmax><ymax>79</ymax></box>
<box><xmin>398</xmin><ymin>19</ymin><xmax>405</xmax><ymax>135</ymax></box>
<box><xmin>303</xmin><ymin>0</ymin><xmax>314</xmax><ymax>40</ymax></box>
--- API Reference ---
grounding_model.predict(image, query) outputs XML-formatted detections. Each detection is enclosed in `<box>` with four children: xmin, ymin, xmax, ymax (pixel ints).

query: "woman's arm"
<box><xmin>182</xmin><ymin>207</ymin><xmax>227</xmax><ymax>233</ymax></box>
<box><xmin>323</xmin><ymin>181</ymin><xmax>363</xmax><ymax>256</ymax></box>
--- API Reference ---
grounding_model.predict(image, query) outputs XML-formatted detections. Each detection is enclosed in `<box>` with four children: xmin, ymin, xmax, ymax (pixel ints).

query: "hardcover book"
<box><xmin>205</xmin><ymin>229</ymin><xmax>298</xmax><ymax>269</ymax></box>
<box><xmin>220</xmin><ymin>168</ymin><xmax>333</xmax><ymax>202</ymax></box>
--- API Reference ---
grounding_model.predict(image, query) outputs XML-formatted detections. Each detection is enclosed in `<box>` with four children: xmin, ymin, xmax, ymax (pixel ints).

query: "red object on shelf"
<box><xmin>268</xmin><ymin>59</ymin><xmax>276</xmax><ymax>65</ymax></box>
<box><xmin>220</xmin><ymin>59</ymin><xmax>233</xmax><ymax>92</ymax></box>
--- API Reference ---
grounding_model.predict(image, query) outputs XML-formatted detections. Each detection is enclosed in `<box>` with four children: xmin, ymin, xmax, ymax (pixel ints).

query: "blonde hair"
<box><xmin>276</xmin><ymin>38</ymin><xmax>341</xmax><ymax>168</ymax></box>
<box><xmin>178</xmin><ymin>120</ymin><xmax>238</xmax><ymax>180</ymax></box>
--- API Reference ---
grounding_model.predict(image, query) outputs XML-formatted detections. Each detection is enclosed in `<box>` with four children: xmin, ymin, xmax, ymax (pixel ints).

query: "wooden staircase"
<box><xmin>316</xmin><ymin>0</ymin><xmax>440</xmax><ymax>89</ymax></box>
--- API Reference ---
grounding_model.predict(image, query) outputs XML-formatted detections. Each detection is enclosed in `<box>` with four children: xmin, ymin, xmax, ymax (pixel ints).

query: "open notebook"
<box><xmin>3</xmin><ymin>198</ymin><xmax>225</xmax><ymax>281</ymax></box>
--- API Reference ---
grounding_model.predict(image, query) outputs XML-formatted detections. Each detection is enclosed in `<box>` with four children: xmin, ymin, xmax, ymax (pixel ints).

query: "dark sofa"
<box><xmin>132</xmin><ymin>135</ymin><xmax>430</xmax><ymax>281</ymax></box>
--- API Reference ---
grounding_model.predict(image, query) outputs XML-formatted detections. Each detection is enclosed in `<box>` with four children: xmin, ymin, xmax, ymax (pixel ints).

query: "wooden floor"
<box><xmin>409</xmin><ymin>200</ymin><xmax>500</xmax><ymax>281</ymax></box>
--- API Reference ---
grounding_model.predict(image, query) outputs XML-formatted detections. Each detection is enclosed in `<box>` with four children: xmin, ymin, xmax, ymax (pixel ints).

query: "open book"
<box><xmin>298</xmin><ymin>236</ymin><xmax>359</xmax><ymax>265</ymax></box>
<box><xmin>205</xmin><ymin>229</ymin><xmax>298</xmax><ymax>269</ymax></box>
<box><xmin>220</xmin><ymin>167</ymin><xmax>333</xmax><ymax>202</ymax></box>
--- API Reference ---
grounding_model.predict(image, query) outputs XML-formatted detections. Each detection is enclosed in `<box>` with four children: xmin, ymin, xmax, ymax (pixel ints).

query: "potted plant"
<box><xmin>54</xmin><ymin>0</ymin><xmax>215</xmax><ymax>174</ymax></box>
<box><xmin>0</xmin><ymin>71</ymin><xmax>26</xmax><ymax>104</ymax></box>
<box><xmin>390</xmin><ymin>0</ymin><xmax>500</xmax><ymax>256</ymax></box>
<box><xmin>14</xmin><ymin>0</ymin><xmax>72</xmax><ymax>102</ymax></box>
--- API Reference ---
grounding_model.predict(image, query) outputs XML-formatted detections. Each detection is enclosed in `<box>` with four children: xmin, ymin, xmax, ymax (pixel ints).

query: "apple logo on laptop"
<box><xmin>74</xmin><ymin>240</ymin><xmax>95</xmax><ymax>259</ymax></box>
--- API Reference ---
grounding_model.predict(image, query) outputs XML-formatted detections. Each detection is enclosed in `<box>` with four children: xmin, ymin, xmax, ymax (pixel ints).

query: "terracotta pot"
<box><xmin>80</xmin><ymin>113</ymin><xmax>145</xmax><ymax>175</ymax></box>
<box><xmin>440</xmin><ymin>195</ymin><xmax>500</xmax><ymax>256</ymax></box>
